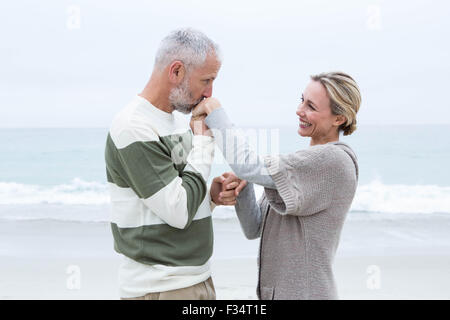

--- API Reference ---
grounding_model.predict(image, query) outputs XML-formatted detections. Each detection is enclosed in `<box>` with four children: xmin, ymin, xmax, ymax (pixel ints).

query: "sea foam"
<box><xmin>0</xmin><ymin>178</ymin><xmax>109</xmax><ymax>205</ymax></box>
<box><xmin>0</xmin><ymin>178</ymin><xmax>449</xmax><ymax>222</ymax></box>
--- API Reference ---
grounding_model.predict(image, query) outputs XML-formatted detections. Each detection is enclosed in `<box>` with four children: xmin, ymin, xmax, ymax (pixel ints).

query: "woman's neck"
<box><xmin>310</xmin><ymin>132</ymin><xmax>340</xmax><ymax>146</ymax></box>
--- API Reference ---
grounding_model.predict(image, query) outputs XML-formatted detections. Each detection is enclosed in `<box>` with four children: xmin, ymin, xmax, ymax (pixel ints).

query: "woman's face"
<box><xmin>296</xmin><ymin>80</ymin><xmax>342</xmax><ymax>141</ymax></box>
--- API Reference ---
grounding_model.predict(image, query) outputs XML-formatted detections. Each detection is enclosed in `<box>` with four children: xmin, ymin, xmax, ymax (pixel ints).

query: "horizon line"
<box><xmin>1</xmin><ymin>123</ymin><xmax>450</xmax><ymax>129</ymax></box>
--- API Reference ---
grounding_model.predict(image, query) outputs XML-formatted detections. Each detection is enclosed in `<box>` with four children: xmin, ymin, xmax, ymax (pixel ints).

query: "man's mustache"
<box><xmin>189</xmin><ymin>97</ymin><xmax>206</xmax><ymax>111</ymax></box>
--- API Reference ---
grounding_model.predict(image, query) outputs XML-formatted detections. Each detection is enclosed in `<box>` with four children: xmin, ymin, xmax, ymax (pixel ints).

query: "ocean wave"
<box><xmin>0</xmin><ymin>179</ymin><xmax>449</xmax><ymax>222</ymax></box>
<box><xmin>0</xmin><ymin>178</ymin><xmax>109</xmax><ymax>205</ymax></box>
<box><xmin>351</xmin><ymin>179</ymin><xmax>450</xmax><ymax>214</ymax></box>
<box><xmin>255</xmin><ymin>180</ymin><xmax>450</xmax><ymax>215</ymax></box>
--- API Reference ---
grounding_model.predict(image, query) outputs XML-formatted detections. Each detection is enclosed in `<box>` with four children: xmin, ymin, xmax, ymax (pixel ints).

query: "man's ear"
<box><xmin>168</xmin><ymin>61</ymin><xmax>185</xmax><ymax>84</ymax></box>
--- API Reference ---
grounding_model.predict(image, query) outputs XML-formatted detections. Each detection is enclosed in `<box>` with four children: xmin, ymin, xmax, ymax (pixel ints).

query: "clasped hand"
<box><xmin>210</xmin><ymin>172</ymin><xmax>247</xmax><ymax>206</ymax></box>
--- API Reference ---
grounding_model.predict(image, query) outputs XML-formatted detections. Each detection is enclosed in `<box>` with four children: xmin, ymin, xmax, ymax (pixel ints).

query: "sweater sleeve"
<box><xmin>204</xmin><ymin>108</ymin><xmax>276</xmax><ymax>189</ymax></box>
<box><xmin>263</xmin><ymin>145</ymin><xmax>339</xmax><ymax>216</ymax></box>
<box><xmin>234</xmin><ymin>182</ymin><xmax>267</xmax><ymax>239</ymax></box>
<box><xmin>106</xmin><ymin>129</ymin><xmax>214</xmax><ymax>229</ymax></box>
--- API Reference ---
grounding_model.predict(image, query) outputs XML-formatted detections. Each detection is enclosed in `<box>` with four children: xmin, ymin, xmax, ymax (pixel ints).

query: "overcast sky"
<box><xmin>1</xmin><ymin>0</ymin><xmax>449</xmax><ymax>127</ymax></box>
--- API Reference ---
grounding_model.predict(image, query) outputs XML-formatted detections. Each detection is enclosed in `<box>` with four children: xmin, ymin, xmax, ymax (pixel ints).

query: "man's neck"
<box><xmin>139</xmin><ymin>77</ymin><xmax>174</xmax><ymax>114</ymax></box>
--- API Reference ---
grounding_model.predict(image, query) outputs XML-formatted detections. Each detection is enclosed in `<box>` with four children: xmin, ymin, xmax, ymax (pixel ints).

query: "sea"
<box><xmin>1</xmin><ymin>125</ymin><xmax>449</xmax><ymax>222</ymax></box>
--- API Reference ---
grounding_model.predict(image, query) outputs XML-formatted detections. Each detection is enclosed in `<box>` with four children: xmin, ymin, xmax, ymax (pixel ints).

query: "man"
<box><xmin>105</xmin><ymin>28</ymin><xmax>244</xmax><ymax>300</ymax></box>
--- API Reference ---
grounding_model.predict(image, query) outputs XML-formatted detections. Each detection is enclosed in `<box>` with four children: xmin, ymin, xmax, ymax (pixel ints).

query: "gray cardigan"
<box><xmin>205</xmin><ymin>108</ymin><xmax>359</xmax><ymax>300</ymax></box>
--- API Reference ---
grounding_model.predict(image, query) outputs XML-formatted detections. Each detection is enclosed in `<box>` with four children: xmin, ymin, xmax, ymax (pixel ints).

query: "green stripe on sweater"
<box><xmin>105</xmin><ymin>132</ymin><xmax>205</xmax><ymax>199</ymax></box>
<box><xmin>111</xmin><ymin>216</ymin><xmax>213</xmax><ymax>267</ymax></box>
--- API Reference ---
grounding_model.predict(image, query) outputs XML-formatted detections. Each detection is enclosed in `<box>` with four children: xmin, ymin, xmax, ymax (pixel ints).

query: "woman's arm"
<box><xmin>234</xmin><ymin>182</ymin><xmax>264</xmax><ymax>239</ymax></box>
<box><xmin>204</xmin><ymin>108</ymin><xmax>277</xmax><ymax>189</ymax></box>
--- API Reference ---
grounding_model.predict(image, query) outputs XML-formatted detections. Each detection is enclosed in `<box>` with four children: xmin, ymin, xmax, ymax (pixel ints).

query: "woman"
<box><xmin>192</xmin><ymin>71</ymin><xmax>361</xmax><ymax>300</ymax></box>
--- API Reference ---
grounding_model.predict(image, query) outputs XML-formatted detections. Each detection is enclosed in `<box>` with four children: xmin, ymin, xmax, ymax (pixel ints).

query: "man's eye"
<box><xmin>204</xmin><ymin>79</ymin><xmax>211</xmax><ymax>84</ymax></box>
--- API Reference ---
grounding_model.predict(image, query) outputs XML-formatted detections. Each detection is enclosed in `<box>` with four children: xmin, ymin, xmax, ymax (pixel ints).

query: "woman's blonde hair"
<box><xmin>310</xmin><ymin>71</ymin><xmax>361</xmax><ymax>136</ymax></box>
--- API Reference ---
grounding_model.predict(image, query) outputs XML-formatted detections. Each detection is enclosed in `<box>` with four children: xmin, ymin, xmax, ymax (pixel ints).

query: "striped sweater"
<box><xmin>105</xmin><ymin>95</ymin><xmax>215</xmax><ymax>298</ymax></box>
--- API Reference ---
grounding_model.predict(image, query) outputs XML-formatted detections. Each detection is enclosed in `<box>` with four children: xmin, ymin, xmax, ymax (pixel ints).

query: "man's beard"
<box><xmin>169</xmin><ymin>79</ymin><xmax>203</xmax><ymax>114</ymax></box>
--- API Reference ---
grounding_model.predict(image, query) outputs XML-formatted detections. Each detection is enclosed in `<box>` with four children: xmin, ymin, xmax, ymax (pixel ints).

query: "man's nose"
<box><xmin>203</xmin><ymin>85</ymin><xmax>213</xmax><ymax>98</ymax></box>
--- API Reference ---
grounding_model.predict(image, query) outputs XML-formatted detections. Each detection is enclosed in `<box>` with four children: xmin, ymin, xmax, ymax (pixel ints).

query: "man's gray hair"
<box><xmin>154</xmin><ymin>28</ymin><xmax>221</xmax><ymax>71</ymax></box>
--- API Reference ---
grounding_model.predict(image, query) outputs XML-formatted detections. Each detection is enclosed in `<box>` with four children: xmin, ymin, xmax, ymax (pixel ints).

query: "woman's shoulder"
<box><xmin>326</xmin><ymin>141</ymin><xmax>358</xmax><ymax>167</ymax></box>
<box><xmin>325</xmin><ymin>142</ymin><xmax>359</xmax><ymax>179</ymax></box>
<box><xmin>283</xmin><ymin>141</ymin><xmax>357</xmax><ymax>173</ymax></box>
<box><xmin>287</xmin><ymin>142</ymin><xmax>344</xmax><ymax>163</ymax></box>
<box><xmin>293</xmin><ymin>141</ymin><xmax>356</xmax><ymax>160</ymax></box>
<box><xmin>265</xmin><ymin>141</ymin><xmax>358</xmax><ymax>179</ymax></box>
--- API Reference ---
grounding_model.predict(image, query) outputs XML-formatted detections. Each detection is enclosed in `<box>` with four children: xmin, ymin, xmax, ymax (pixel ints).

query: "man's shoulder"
<box><xmin>109</xmin><ymin>98</ymin><xmax>160</xmax><ymax>149</ymax></box>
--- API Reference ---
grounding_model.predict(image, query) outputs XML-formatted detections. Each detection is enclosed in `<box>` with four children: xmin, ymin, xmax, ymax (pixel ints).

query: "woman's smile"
<box><xmin>299</xmin><ymin>118</ymin><xmax>312</xmax><ymax>129</ymax></box>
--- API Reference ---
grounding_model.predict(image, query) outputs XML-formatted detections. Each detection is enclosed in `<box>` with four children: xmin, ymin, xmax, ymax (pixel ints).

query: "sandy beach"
<box><xmin>1</xmin><ymin>213</ymin><xmax>450</xmax><ymax>300</ymax></box>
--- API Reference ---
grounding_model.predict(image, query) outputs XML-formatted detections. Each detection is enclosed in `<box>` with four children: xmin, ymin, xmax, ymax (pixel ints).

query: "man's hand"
<box><xmin>210</xmin><ymin>172</ymin><xmax>248</xmax><ymax>206</ymax></box>
<box><xmin>192</xmin><ymin>97</ymin><xmax>222</xmax><ymax>118</ymax></box>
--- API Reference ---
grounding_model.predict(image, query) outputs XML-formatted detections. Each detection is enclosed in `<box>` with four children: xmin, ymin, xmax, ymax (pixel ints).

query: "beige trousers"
<box><xmin>121</xmin><ymin>277</ymin><xmax>216</xmax><ymax>300</ymax></box>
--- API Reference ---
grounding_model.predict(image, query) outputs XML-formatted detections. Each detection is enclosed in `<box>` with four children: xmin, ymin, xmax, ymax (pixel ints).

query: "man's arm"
<box><xmin>107</xmin><ymin>127</ymin><xmax>214</xmax><ymax>230</ymax></box>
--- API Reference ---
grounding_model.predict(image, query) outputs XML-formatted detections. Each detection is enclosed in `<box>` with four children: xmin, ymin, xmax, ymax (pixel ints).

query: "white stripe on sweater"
<box><xmin>119</xmin><ymin>256</ymin><xmax>211</xmax><ymax>298</ymax></box>
<box><xmin>109</xmin><ymin>182</ymin><xmax>212</xmax><ymax>229</ymax></box>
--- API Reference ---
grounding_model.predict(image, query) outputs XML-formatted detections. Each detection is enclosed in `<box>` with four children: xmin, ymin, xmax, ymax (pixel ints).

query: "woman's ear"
<box><xmin>168</xmin><ymin>61</ymin><xmax>186</xmax><ymax>84</ymax></box>
<box><xmin>334</xmin><ymin>114</ymin><xmax>347</xmax><ymax>127</ymax></box>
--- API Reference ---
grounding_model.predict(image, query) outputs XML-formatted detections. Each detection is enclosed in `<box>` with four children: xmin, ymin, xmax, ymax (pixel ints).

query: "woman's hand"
<box><xmin>190</xmin><ymin>97</ymin><xmax>221</xmax><ymax>136</ymax></box>
<box><xmin>192</xmin><ymin>97</ymin><xmax>221</xmax><ymax>118</ymax></box>
<box><xmin>210</xmin><ymin>172</ymin><xmax>248</xmax><ymax>206</ymax></box>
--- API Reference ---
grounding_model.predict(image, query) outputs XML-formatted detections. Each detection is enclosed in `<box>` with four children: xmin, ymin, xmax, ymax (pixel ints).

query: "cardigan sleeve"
<box><xmin>205</xmin><ymin>108</ymin><xmax>276</xmax><ymax>189</ymax></box>
<box><xmin>263</xmin><ymin>145</ymin><xmax>340</xmax><ymax>217</ymax></box>
<box><xmin>234</xmin><ymin>182</ymin><xmax>268</xmax><ymax>240</ymax></box>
